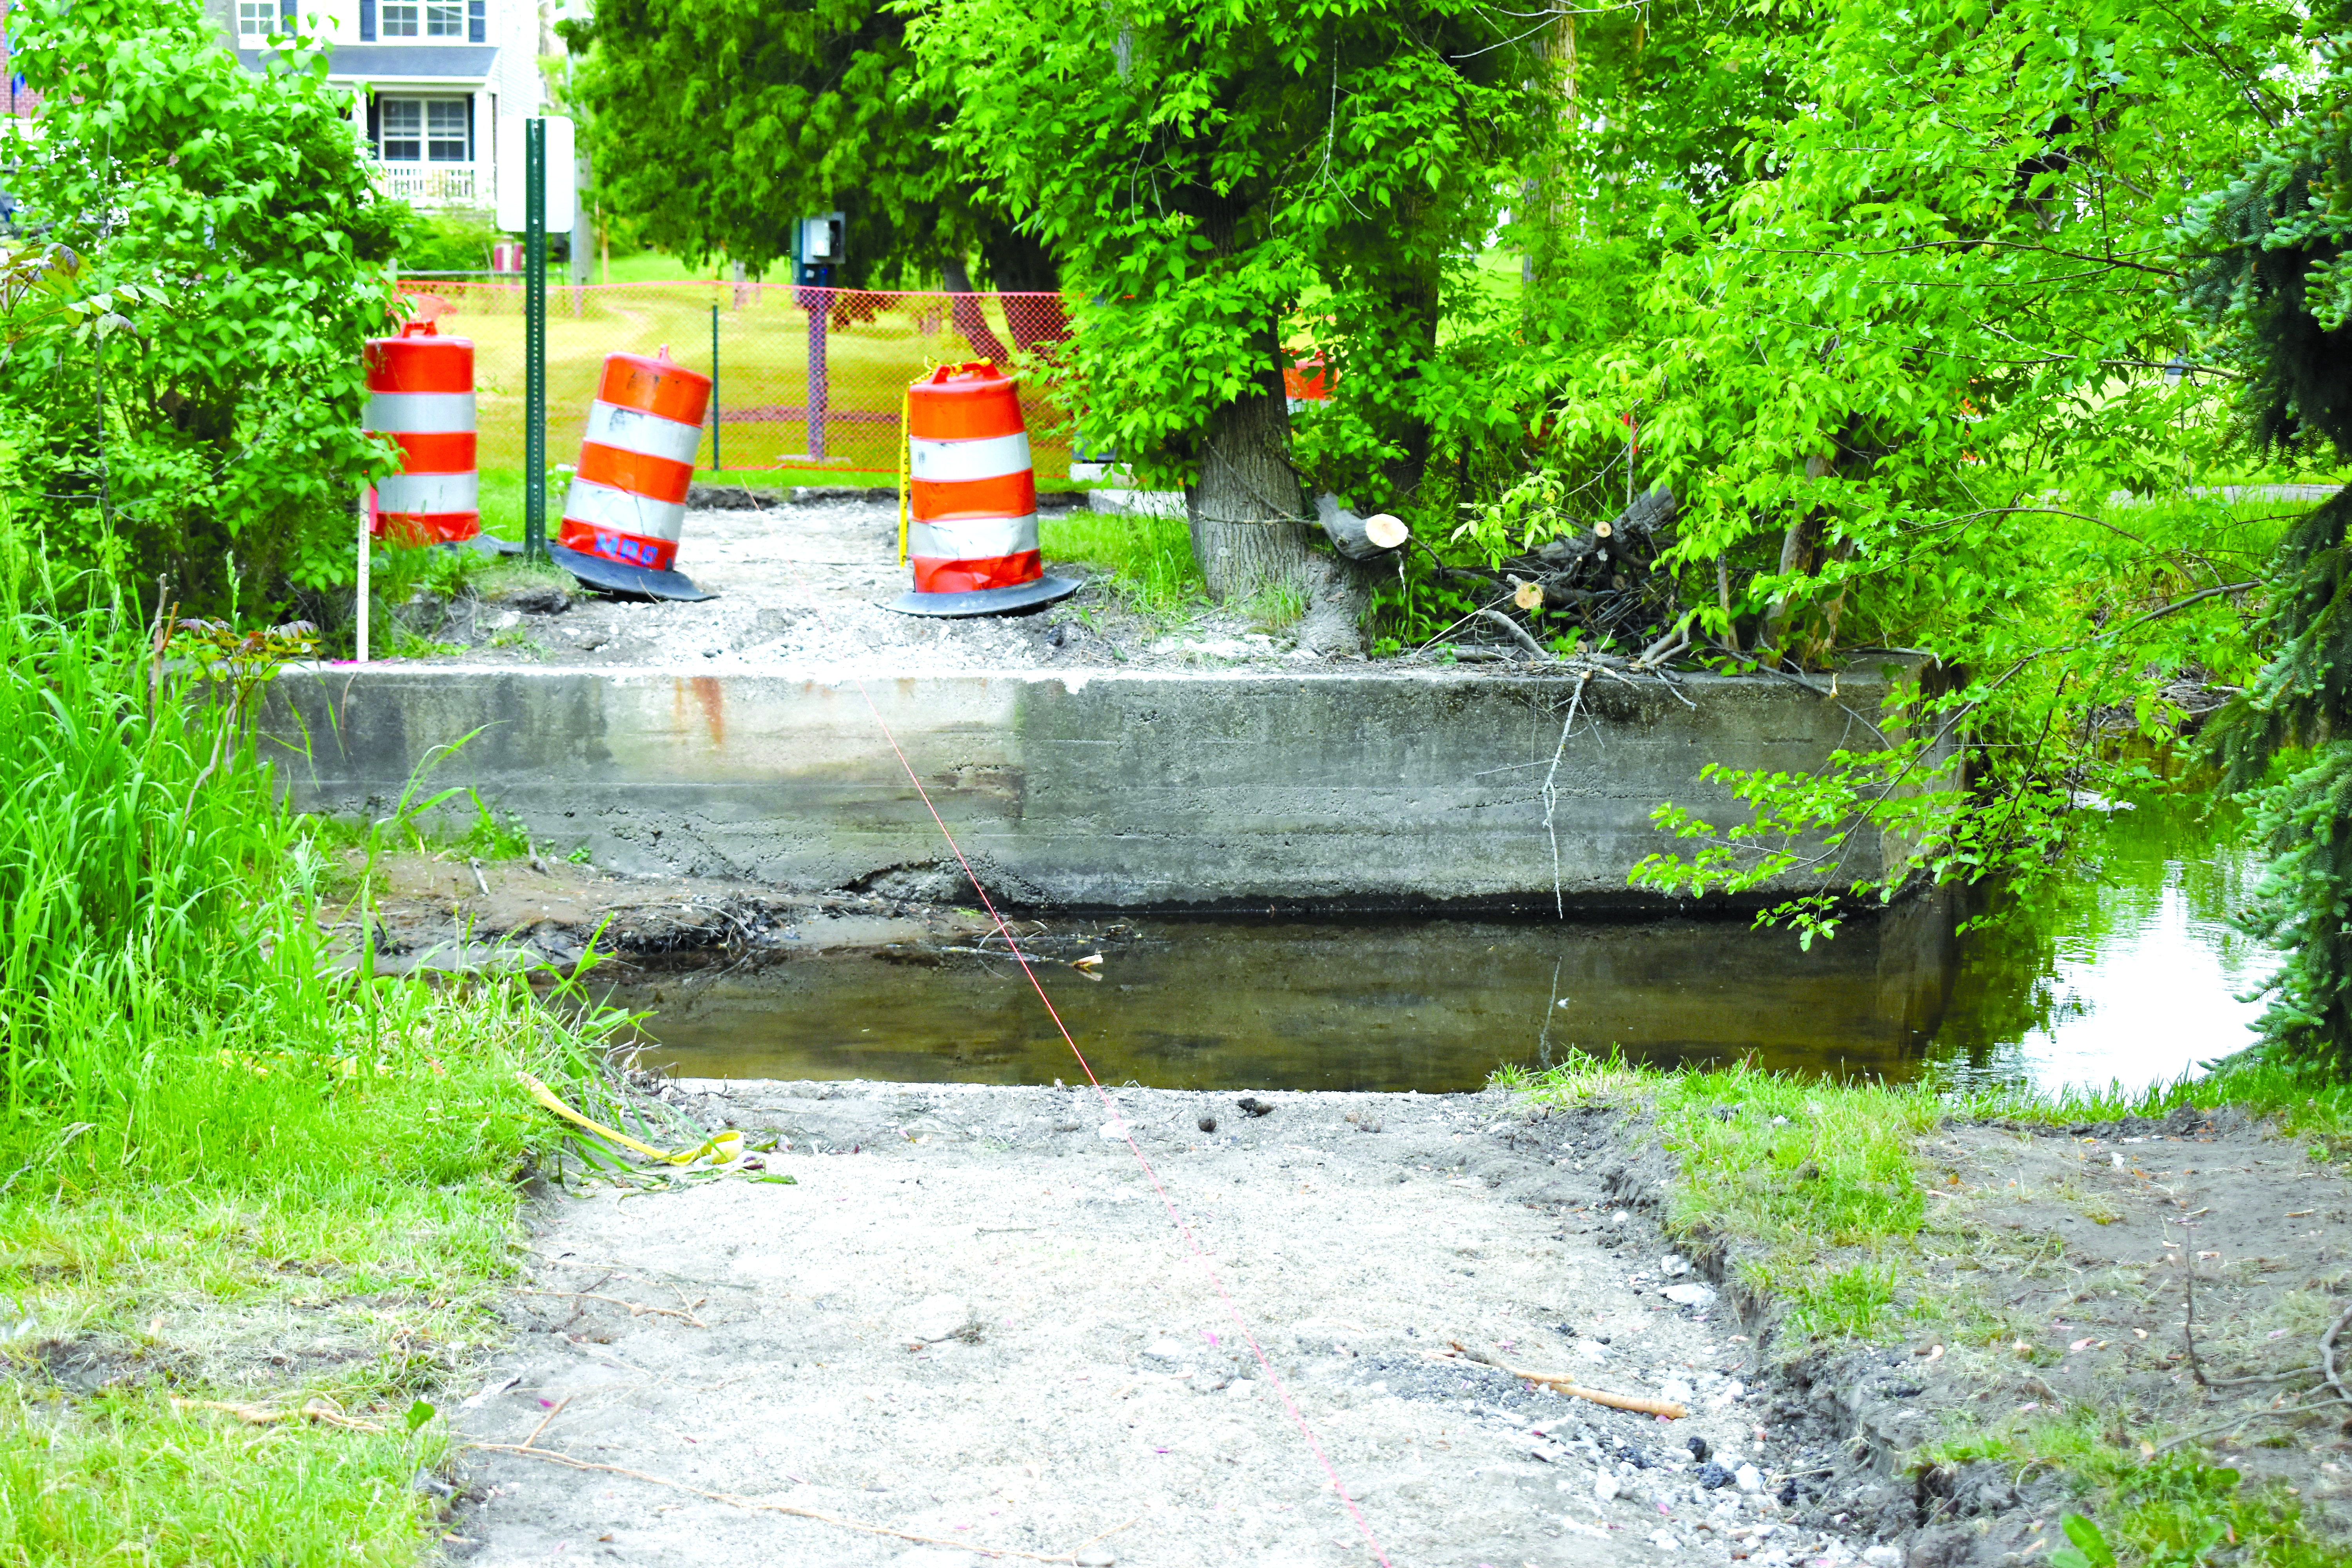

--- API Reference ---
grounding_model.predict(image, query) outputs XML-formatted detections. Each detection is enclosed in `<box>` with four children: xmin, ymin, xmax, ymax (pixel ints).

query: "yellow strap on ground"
<box><xmin>897</xmin><ymin>379</ymin><xmax>913</xmax><ymax>566</ymax></box>
<box><xmin>517</xmin><ymin>1071</ymin><xmax>742</xmax><ymax>1167</ymax></box>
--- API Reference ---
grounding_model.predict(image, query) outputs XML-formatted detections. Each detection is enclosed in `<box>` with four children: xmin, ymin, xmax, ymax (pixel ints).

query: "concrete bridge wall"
<box><xmin>260</xmin><ymin>660</ymin><xmax>1932</xmax><ymax>911</ymax></box>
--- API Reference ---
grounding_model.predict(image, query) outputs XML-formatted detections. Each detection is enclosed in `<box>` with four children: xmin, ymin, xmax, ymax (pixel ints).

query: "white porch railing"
<box><xmin>374</xmin><ymin>162</ymin><xmax>484</xmax><ymax>207</ymax></box>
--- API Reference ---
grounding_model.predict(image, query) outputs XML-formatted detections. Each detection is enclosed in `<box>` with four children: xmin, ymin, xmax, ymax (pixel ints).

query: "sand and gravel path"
<box><xmin>447</xmin><ymin>1082</ymin><xmax>1849</xmax><ymax>1568</ymax></box>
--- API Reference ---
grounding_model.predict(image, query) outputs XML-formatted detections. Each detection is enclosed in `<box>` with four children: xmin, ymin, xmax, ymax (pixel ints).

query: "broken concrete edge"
<box><xmin>259</xmin><ymin>655</ymin><xmax>1953</xmax><ymax>914</ymax></box>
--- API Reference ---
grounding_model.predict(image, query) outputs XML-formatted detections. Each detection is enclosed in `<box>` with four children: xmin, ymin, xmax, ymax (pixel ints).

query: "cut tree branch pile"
<box><xmin>1441</xmin><ymin>485</ymin><xmax>1682</xmax><ymax>657</ymax></box>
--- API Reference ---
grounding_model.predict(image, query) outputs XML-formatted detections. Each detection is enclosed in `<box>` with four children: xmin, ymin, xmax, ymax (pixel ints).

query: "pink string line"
<box><xmin>842</xmin><ymin>673</ymin><xmax>1395</xmax><ymax>1568</ymax></box>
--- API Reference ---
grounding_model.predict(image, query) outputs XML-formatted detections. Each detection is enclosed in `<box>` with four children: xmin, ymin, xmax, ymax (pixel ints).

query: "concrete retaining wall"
<box><xmin>260</xmin><ymin>659</ymin><xmax>1934</xmax><ymax>910</ymax></box>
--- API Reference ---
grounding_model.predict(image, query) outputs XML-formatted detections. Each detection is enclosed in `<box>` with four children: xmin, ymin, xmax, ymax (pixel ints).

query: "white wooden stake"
<box><xmin>356</xmin><ymin>484</ymin><xmax>371</xmax><ymax>663</ymax></box>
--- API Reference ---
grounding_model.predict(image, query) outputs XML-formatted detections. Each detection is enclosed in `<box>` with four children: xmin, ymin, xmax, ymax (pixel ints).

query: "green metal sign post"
<box><xmin>523</xmin><ymin>118</ymin><xmax>548</xmax><ymax>562</ymax></box>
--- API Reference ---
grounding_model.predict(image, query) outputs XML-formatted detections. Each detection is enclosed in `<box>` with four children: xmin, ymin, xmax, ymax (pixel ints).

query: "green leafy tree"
<box><xmin>2187</xmin><ymin>44</ymin><xmax>2352</xmax><ymax>1072</ymax></box>
<box><xmin>0</xmin><ymin>0</ymin><xmax>406</xmax><ymax>616</ymax></box>
<box><xmin>556</xmin><ymin>0</ymin><xmax>1059</xmax><ymax>316</ymax></box>
<box><xmin>912</xmin><ymin>0</ymin><xmax>1543</xmax><ymax>599</ymax></box>
<box><xmin>1518</xmin><ymin>0</ymin><xmax>2326</xmax><ymax>934</ymax></box>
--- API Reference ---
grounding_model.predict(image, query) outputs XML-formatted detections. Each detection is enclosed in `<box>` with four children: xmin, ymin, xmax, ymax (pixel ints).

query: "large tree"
<box><xmin>557</xmin><ymin>0</ymin><xmax>1055</xmax><ymax>305</ymax></box>
<box><xmin>1525</xmin><ymin>0</ymin><xmax>2327</xmax><ymax>933</ymax></box>
<box><xmin>2189</xmin><ymin>38</ymin><xmax>2352</xmax><ymax>1073</ymax></box>
<box><xmin>912</xmin><ymin>0</ymin><xmax>1541</xmax><ymax>599</ymax></box>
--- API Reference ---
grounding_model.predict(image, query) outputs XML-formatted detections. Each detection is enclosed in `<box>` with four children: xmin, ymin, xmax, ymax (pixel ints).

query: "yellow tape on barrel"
<box><xmin>898</xmin><ymin>380</ymin><xmax>913</xmax><ymax>565</ymax></box>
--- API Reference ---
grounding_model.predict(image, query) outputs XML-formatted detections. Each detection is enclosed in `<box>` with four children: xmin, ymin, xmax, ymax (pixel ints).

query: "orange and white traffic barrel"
<box><xmin>1283</xmin><ymin>353</ymin><xmax>1332</xmax><ymax>415</ymax></box>
<box><xmin>364</xmin><ymin>319</ymin><xmax>478</xmax><ymax>545</ymax></box>
<box><xmin>552</xmin><ymin>347</ymin><xmax>715</xmax><ymax>600</ymax></box>
<box><xmin>888</xmin><ymin>361</ymin><xmax>1078</xmax><ymax>617</ymax></box>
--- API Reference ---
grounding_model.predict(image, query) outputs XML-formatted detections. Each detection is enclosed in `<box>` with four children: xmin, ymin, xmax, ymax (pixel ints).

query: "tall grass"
<box><xmin>1038</xmin><ymin>505</ymin><xmax>1206</xmax><ymax>617</ymax></box>
<box><xmin>0</xmin><ymin>520</ymin><xmax>602</xmax><ymax>1563</ymax></box>
<box><xmin>0</xmin><ymin>525</ymin><xmax>580</xmax><ymax>1181</ymax></box>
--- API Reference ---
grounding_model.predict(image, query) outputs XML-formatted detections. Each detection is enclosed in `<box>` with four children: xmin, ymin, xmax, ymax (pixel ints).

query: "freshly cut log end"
<box><xmin>1315</xmin><ymin>494</ymin><xmax>1412</xmax><ymax>561</ymax></box>
<box><xmin>1593</xmin><ymin>519</ymin><xmax>1615</xmax><ymax>539</ymax></box>
<box><xmin>1512</xmin><ymin>579</ymin><xmax>1544</xmax><ymax>613</ymax></box>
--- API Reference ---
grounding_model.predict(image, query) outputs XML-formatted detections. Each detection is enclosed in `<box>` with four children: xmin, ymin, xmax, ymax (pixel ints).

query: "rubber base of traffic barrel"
<box><xmin>547</xmin><ymin>543</ymin><xmax>716</xmax><ymax>602</ymax></box>
<box><xmin>885</xmin><ymin>575</ymin><xmax>1081</xmax><ymax>618</ymax></box>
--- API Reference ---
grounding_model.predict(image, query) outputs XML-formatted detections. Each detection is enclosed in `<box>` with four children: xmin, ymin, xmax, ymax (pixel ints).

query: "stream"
<box><xmin>615</xmin><ymin>792</ymin><xmax>2268</xmax><ymax>1096</ymax></box>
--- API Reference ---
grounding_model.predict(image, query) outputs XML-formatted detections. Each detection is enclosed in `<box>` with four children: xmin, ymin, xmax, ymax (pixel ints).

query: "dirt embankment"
<box><xmin>1604</xmin><ymin>1104</ymin><xmax>2352</xmax><ymax>1566</ymax></box>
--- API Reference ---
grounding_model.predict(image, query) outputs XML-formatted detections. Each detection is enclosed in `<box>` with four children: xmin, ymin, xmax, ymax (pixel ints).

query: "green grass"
<box><xmin>1038</xmin><ymin>505</ymin><xmax>1206</xmax><ymax>617</ymax></box>
<box><xmin>0</xmin><ymin>515</ymin><xmax>615</xmax><ymax>1562</ymax></box>
<box><xmin>1925</xmin><ymin>1415</ymin><xmax>2339</xmax><ymax>1568</ymax></box>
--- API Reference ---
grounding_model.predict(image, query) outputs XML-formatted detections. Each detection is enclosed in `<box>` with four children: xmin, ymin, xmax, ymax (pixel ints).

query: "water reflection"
<box><xmin>616</xmin><ymin>795</ymin><xmax>2269</xmax><ymax>1095</ymax></box>
<box><xmin>1926</xmin><ymin>793</ymin><xmax>2268</xmax><ymax>1091</ymax></box>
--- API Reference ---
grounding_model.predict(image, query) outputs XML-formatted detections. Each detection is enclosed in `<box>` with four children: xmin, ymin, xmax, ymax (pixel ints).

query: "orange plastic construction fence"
<box><xmin>391</xmin><ymin>280</ymin><xmax>1077</xmax><ymax>480</ymax></box>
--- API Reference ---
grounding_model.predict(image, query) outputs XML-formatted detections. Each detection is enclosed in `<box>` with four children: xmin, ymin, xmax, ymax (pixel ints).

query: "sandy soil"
<box><xmin>445</xmin><ymin>1084</ymin><xmax>1872</xmax><ymax>1568</ymax></box>
<box><xmin>428</xmin><ymin>1084</ymin><xmax>2352</xmax><ymax>1568</ymax></box>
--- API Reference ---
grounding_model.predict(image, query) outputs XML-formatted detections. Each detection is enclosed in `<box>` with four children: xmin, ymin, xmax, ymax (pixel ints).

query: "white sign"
<box><xmin>496</xmin><ymin>116</ymin><xmax>575</xmax><ymax>234</ymax></box>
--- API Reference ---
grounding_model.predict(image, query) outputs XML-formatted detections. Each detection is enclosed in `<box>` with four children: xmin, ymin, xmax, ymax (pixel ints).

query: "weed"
<box><xmin>0</xmin><ymin>514</ymin><xmax>610</xmax><ymax>1560</ymax></box>
<box><xmin>1789</xmin><ymin>1262</ymin><xmax>1901</xmax><ymax>1337</ymax></box>
<box><xmin>1240</xmin><ymin>579</ymin><xmax>1310</xmax><ymax>634</ymax></box>
<box><xmin>1929</xmin><ymin>1417</ymin><xmax>2336</xmax><ymax>1568</ymax></box>
<box><xmin>1037</xmin><ymin>507</ymin><xmax>1206</xmax><ymax>621</ymax></box>
<box><xmin>1504</xmin><ymin>1049</ymin><xmax>2352</xmax><ymax>1568</ymax></box>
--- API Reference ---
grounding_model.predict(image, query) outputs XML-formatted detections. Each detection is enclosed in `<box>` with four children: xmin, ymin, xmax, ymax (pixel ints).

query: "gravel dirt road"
<box><xmin>447</xmin><ymin>1082</ymin><xmax>1862</xmax><ymax>1568</ymax></box>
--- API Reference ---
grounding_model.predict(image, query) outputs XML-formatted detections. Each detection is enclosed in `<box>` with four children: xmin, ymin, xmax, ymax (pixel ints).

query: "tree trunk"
<box><xmin>1185</xmin><ymin>192</ymin><xmax>1311</xmax><ymax>600</ymax></box>
<box><xmin>1187</xmin><ymin>348</ymin><xmax>1312</xmax><ymax>598</ymax></box>
<box><xmin>939</xmin><ymin>256</ymin><xmax>1011</xmax><ymax>366</ymax></box>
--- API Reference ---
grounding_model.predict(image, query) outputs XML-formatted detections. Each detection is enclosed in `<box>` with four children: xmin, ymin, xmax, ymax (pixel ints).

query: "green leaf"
<box><xmin>2058</xmin><ymin>1514</ymin><xmax>2113</xmax><ymax>1568</ymax></box>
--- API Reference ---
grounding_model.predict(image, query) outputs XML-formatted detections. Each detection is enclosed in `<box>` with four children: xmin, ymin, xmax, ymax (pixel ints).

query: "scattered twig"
<box><xmin>2200</xmin><ymin>1364</ymin><xmax>2323</xmax><ymax>1388</ymax></box>
<box><xmin>2323</xmin><ymin>1304</ymin><xmax>2352</xmax><ymax>1408</ymax></box>
<box><xmin>1442</xmin><ymin>1340</ymin><xmax>1686</xmax><ymax>1418</ymax></box>
<box><xmin>522</xmin><ymin>1394</ymin><xmax>571</xmax><ymax>1450</ymax></box>
<box><xmin>2155</xmin><ymin>1394</ymin><xmax>2330</xmax><ymax>1454</ymax></box>
<box><xmin>1474</xmin><ymin>606</ymin><xmax>1551</xmax><ymax>661</ymax></box>
<box><xmin>942</xmin><ymin>946</ymin><xmax>1103</xmax><ymax>978</ymax></box>
<box><xmin>466</xmin><ymin>1438</ymin><xmax>1132</xmax><ymax>1562</ymax></box>
<box><xmin>1635</xmin><ymin>622</ymin><xmax>1690</xmax><ymax>669</ymax></box>
<box><xmin>172</xmin><ymin>1397</ymin><xmax>386</xmax><ymax>1434</ymax></box>
<box><xmin>513</xmin><ymin>1289</ymin><xmax>708</xmax><ymax>1328</ymax></box>
<box><xmin>2183</xmin><ymin>1265</ymin><xmax>2209</xmax><ymax>1389</ymax></box>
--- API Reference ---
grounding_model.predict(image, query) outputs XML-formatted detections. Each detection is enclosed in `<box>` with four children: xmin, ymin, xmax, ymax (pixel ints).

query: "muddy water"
<box><xmin>618</xmin><ymin>794</ymin><xmax>2267</xmax><ymax>1094</ymax></box>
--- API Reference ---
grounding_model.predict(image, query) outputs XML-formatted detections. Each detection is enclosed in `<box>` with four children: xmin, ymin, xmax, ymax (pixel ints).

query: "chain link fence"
<box><xmin>393</xmin><ymin>280</ymin><xmax>1079</xmax><ymax>480</ymax></box>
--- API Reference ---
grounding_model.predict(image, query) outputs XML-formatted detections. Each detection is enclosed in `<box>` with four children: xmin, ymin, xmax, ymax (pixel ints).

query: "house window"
<box><xmin>378</xmin><ymin>98</ymin><xmax>471</xmax><ymax>163</ymax></box>
<box><xmin>381</xmin><ymin>0</ymin><xmax>465</xmax><ymax>36</ymax></box>
<box><xmin>236</xmin><ymin>0</ymin><xmax>277</xmax><ymax>38</ymax></box>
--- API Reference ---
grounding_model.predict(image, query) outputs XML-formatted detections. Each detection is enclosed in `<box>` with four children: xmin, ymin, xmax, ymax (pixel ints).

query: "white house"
<box><xmin>208</xmin><ymin>0</ymin><xmax>545</xmax><ymax>210</ymax></box>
